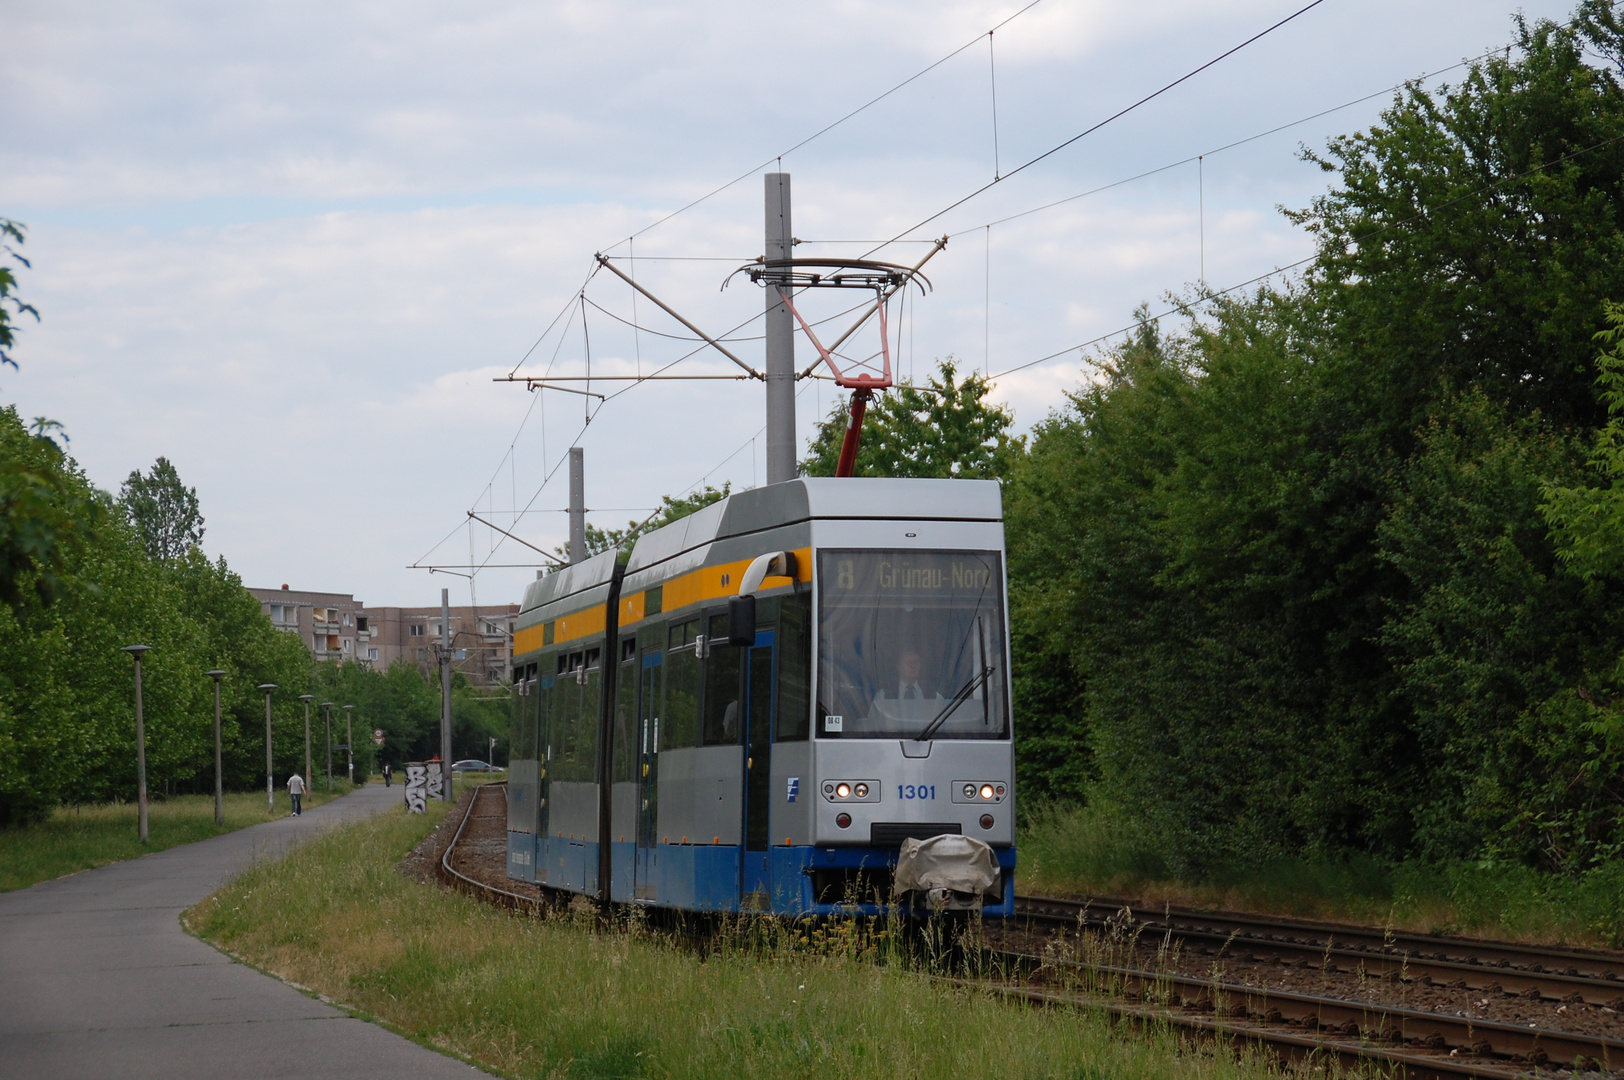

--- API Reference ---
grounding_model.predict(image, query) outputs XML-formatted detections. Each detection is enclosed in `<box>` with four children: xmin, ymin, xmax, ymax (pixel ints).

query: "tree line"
<box><xmin>807</xmin><ymin>2</ymin><xmax>1624</xmax><ymax>878</ymax></box>
<box><xmin>0</xmin><ymin>403</ymin><xmax>508</xmax><ymax>826</ymax></box>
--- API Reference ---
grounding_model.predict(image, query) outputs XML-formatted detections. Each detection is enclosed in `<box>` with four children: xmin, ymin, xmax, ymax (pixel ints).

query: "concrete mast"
<box><xmin>764</xmin><ymin>173</ymin><xmax>796</xmax><ymax>485</ymax></box>
<box><xmin>568</xmin><ymin>446</ymin><xmax>586</xmax><ymax>564</ymax></box>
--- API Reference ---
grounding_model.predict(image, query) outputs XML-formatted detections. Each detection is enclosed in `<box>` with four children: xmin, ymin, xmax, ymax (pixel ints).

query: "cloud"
<box><xmin>0</xmin><ymin>0</ymin><xmax>1575</xmax><ymax>605</ymax></box>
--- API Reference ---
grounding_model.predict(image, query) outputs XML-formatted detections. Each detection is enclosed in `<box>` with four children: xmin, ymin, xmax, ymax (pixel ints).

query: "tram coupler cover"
<box><xmin>892</xmin><ymin>835</ymin><xmax>1001</xmax><ymax>912</ymax></box>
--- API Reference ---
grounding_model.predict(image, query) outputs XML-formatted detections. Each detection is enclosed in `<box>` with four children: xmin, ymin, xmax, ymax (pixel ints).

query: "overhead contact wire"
<box><xmin>863</xmin><ymin>0</ymin><xmax>1332</xmax><ymax>258</ymax></box>
<box><xmin>606</xmin><ymin>0</ymin><xmax>1047</xmax><ymax>251</ymax></box>
<box><xmin>992</xmin><ymin>126</ymin><xmax>1624</xmax><ymax>379</ymax></box>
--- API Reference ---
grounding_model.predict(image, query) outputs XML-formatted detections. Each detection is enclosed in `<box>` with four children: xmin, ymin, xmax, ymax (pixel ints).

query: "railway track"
<box><xmin>1016</xmin><ymin>894</ymin><xmax>1624</xmax><ymax>1004</ymax></box>
<box><xmin>987</xmin><ymin>943</ymin><xmax>1624</xmax><ymax>1077</ymax></box>
<box><xmin>438</xmin><ymin>785</ymin><xmax>1624</xmax><ymax>1077</ymax></box>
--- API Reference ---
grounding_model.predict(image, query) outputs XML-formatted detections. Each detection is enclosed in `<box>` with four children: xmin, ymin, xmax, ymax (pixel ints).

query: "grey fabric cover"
<box><xmin>892</xmin><ymin>834</ymin><xmax>1001</xmax><ymax>911</ymax></box>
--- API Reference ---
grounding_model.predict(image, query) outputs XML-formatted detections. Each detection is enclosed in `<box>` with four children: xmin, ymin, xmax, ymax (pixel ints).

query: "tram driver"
<box><xmin>871</xmin><ymin>647</ymin><xmax>942</xmax><ymax>725</ymax></box>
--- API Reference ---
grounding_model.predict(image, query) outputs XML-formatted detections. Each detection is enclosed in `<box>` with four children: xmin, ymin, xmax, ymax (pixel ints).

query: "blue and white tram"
<box><xmin>505</xmin><ymin>477</ymin><xmax>1015</xmax><ymax>916</ymax></box>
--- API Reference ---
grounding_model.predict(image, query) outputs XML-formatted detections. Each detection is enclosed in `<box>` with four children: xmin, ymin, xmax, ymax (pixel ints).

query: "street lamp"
<box><xmin>205</xmin><ymin>669</ymin><xmax>227</xmax><ymax>826</ymax></box>
<box><xmin>298</xmin><ymin>694</ymin><xmax>314</xmax><ymax>802</ymax></box>
<box><xmin>320</xmin><ymin>702</ymin><xmax>334</xmax><ymax>793</ymax></box>
<box><xmin>343</xmin><ymin>705</ymin><xmax>355</xmax><ymax>785</ymax></box>
<box><xmin>257</xmin><ymin>683</ymin><xmax>278</xmax><ymax>814</ymax></box>
<box><xmin>121</xmin><ymin>645</ymin><xmax>153</xmax><ymax>844</ymax></box>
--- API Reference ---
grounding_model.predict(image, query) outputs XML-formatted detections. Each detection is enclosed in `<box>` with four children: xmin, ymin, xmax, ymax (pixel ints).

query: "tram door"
<box><xmin>742</xmin><ymin>631</ymin><xmax>774</xmax><ymax>903</ymax></box>
<box><xmin>635</xmin><ymin>649</ymin><xmax>662</xmax><ymax>901</ymax></box>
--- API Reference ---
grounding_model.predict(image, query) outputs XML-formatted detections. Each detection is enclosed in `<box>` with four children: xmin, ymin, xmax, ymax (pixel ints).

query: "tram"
<box><xmin>504</xmin><ymin>476</ymin><xmax>1015</xmax><ymax>916</ymax></box>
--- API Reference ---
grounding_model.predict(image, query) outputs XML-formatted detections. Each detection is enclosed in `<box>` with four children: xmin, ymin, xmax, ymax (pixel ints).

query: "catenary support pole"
<box><xmin>441</xmin><ymin>587</ymin><xmax>453</xmax><ymax>800</ymax></box>
<box><xmin>568</xmin><ymin>447</ymin><xmax>586</xmax><ymax>564</ymax></box>
<box><xmin>764</xmin><ymin>173</ymin><xmax>796</xmax><ymax>485</ymax></box>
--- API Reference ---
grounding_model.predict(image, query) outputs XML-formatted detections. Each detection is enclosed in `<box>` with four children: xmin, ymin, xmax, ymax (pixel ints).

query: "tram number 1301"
<box><xmin>898</xmin><ymin>784</ymin><xmax>936</xmax><ymax>800</ymax></box>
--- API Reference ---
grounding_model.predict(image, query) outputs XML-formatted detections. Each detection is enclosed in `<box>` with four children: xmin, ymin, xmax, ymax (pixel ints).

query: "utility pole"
<box><xmin>122</xmin><ymin>645</ymin><xmax>153</xmax><ymax>843</ymax></box>
<box><xmin>568</xmin><ymin>446</ymin><xmax>586</xmax><ymax>564</ymax></box>
<box><xmin>440</xmin><ymin>587</ymin><xmax>453</xmax><ymax>800</ymax></box>
<box><xmin>258</xmin><ymin>683</ymin><xmax>278</xmax><ymax>814</ymax></box>
<box><xmin>299</xmin><ymin>694</ymin><xmax>314</xmax><ymax>802</ymax></box>
<box><xmin>764</xmin><ymin>173</ymin><xmax>795</xmax><ymax>485</ymax></box>
<box><xmin>208</xmin><ymin>670</ymin><xmax>228</xmax><ymax>827</ymax></box>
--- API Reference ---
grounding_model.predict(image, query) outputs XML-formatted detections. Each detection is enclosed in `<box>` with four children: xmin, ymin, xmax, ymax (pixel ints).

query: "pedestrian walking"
<box><xmin>383</xmin><ymin>761</ymin><xmax>392</xmax><ymax>788</ymax></box>
<box><xmin>287</xmin><ymin>771</ymin><xmax>306</xmax><ymax>816</ymax></box>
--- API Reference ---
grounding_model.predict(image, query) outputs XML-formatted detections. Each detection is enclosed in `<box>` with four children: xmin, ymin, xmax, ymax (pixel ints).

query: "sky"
<box><xmin>0</xmin><ymin>0</ymin><xmax>1583</xmax><ymax>612</ymax></box>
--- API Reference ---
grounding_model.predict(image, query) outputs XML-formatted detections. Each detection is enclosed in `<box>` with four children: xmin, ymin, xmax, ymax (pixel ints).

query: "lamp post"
<box><xmin>343</xmin><ymin>705</ymin><xmax>355</xmax><ymax>785</ymax></box>
<box><xmin>121</xmin><ymin>645</ymin><xmax>153</xmax><ymax>844</ymax></box>
<box><xmin>257</xmin><ymin>683</ymin><xmax>277</xmax><ymax>814</ymax></box>
<box><xmin>205</xmin><ymin>669</ymin><xmax>227</xmax><ymax>826</ymax></box>
<box><xmin>321</xmin><ymin>702</ymin><xmax>334</xmax><ymax>793</ymax></box>
<box><xmin>298</xmin><ymin>694</ymin><xmax>314</xmax><ymax>802</ymax></box>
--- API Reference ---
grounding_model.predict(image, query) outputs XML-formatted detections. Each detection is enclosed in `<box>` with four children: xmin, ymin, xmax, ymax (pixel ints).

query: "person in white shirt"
<box><xmin>287</xmin><ymin>772</ymin><xmax>306</xmax><ymax>816</ymax></box>
<box><xmin>894</xmin><ymin>648</ymin><xmax>930</xmax><ymax>701</ymax></box>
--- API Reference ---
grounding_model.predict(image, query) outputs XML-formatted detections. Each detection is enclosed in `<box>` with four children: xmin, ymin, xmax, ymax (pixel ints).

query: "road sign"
<box><xmin>372</xmin><ymin>728</ymin><xmax>384</xmax><ymax>746</ymax></box>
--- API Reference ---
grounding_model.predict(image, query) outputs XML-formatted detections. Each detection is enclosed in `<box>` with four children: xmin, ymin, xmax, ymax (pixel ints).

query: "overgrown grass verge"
<box><xmin>187</xmin><ymin>802</ymin><xmax>1282</xmax><ymax>1080</ymax></box>
<box><xmin>1019</xmin><ymin>802</ymin><xmax>1624</xmax><ymax>949</ymax></box>
<box><xmin>0</xmin><ymin>784</ymin><xmax>357</xmax><ymax>892</ymax></box>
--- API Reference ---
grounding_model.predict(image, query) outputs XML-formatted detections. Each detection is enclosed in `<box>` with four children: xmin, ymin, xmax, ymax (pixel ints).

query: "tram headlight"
<box><xmin>854</xmin><ymin>782</ymin><xmax>869</xmax><ymax>799</ymax></box>
<box><xmin>979</xmin><ymin>784</ymin><xmax>995</xmax><ymax>800</ymax></box>
<box><xmin>964</xmin><ymin>783</ymin><xmax>976</xmax><ymax>799</ymax></box>
<box><xmin>836</xmin><ymin>783</ymin><xmax>851</xmax><ymax>799</ymax></box>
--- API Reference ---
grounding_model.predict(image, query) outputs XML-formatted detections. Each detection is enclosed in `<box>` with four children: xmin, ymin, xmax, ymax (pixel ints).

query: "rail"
<box><xmin>435</xmin><ymin>782</ymin><xmax>550</xmax><ymax>913</ymax></box>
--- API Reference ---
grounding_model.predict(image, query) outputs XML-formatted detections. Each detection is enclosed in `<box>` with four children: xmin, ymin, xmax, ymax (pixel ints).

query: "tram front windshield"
<box><xmin>817</xmin><ymin>549</ymin><xmax>1008</xmax><ymax>740</ymax></box>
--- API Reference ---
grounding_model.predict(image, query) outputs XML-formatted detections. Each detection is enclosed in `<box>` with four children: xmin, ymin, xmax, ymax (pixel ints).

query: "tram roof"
<box><xmin>520</xmin><ymin>477</ymin><xmax>1001</xmax><ymax>615</ymax></box>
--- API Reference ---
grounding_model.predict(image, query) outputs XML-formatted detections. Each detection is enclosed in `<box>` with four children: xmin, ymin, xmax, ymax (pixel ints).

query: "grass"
<box><xmin>0</xmin><ymin>782</ymin><xmax>359</xmax><ymax>893</ymax></box>
<box><xmin>1018</xmin><ymin>802</ymin><xmax>1624</xmax><ymax>950</ymax></box>
<box><xmin>187</xmin><ymin>800</ymin><xmax>1284</xmax><ymax>1080</ymax></box>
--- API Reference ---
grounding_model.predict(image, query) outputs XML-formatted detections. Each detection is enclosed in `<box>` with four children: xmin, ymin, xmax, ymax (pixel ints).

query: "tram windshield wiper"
<box><xmin>914</xmin><ymin>665</ymin><xmax>992</xmax><ymax>742</ymax></box>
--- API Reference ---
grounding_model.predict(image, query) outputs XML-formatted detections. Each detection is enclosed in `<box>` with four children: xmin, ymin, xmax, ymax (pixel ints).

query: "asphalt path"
<box><xmin>0</xmin><ymin>782</ymin><xmax>486</xmax><ymax>1079</ymax></box>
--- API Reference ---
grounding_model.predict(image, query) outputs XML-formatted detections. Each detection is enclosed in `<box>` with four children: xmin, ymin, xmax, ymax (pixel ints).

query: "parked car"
<box><xmin>450</xmin><ymin>759</ymin><xmax>501</xmax><ymax>773</ymax></box>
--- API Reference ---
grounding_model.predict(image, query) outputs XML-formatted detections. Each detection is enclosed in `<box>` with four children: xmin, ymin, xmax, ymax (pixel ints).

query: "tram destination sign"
<box><xmin>827</xmin><ymin>550</ymin><xmax>999</xmax><ymax>595</ymax></box>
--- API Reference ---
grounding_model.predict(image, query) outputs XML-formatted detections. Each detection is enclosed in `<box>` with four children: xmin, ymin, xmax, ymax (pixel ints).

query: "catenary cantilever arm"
<box><xmin>594</xmin><ymin>254</ymin><xmax>763</xmax><ymax>380</ymax></box>
<box><xmin>466</xmin><ymin>511</ymin><xmax>569</xmax><ymax>568</ymax></box>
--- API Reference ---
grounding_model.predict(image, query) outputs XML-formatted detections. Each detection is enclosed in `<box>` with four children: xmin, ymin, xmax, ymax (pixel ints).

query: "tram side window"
<box><xmin>536</xmin><ymin>668</ymin><xmax>554</xmax><ymax>766</ymax></box>
<box><xmin>663</xmin><ymin>619</ymin><xmax>701</xmax><ymax>750</ymax></box>
<box><xmin>577</xmin><ymin>661</ymin><xmax>600</xmax><ymax>782</ymax></box>
<box><xmin>776</xmin><ymin>594</ymin><xmax>811</xmax><ymax>742</ymax></box>
<box><xmin>703</xmin><ymin>613</ymin><xmax>742</xmax><ymax>745</ymax></box>
<box><xmin>614</xmin><ymin>648</ymin><xmax>637</xmax><ymax>783</ymax></box>
<box><xmin>510</xmin><ymin>663</ymin><xmax>537</xmax><ymax>760</ymax></box>
<box><xmin>555</xmin><ymin>658</ymin><xmax>582</xmax><ymax>780</ymax></box>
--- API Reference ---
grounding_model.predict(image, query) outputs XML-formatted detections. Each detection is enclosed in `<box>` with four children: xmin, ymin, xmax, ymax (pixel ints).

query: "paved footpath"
<box><xmin>0</xmin><ymin>783</ymin><xmax>486</xmax><ymax>1079</ymax></box>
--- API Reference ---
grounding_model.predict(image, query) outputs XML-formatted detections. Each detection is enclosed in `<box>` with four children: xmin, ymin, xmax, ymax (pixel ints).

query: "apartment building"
<box><xmin>248</xmin><ymin>586</ymin><xmax>369</xmax><ymax>664</ymax></box>
<box><xmin>248</xmin><ymin>585</ymin><xmax>517</xmax><ymax>687</ymax></box>
<box><xmin>366</xmin><ymin>604</ymin><xmax>519</xmax><ymax>687</ymax></box>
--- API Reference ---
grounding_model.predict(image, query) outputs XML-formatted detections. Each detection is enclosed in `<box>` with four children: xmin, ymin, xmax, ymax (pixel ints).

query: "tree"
<box><xmin>0</xmin><ymin>411</ymin><xmax>99</xmax><ymax>608</ymax></box>
<box><xmin>0</xmin><ymin>219</ymin><xmax>37</xmax><ymax>373</ymax></box>
<box><xmin>801</xmin><ymin>358</ymin><xmax>1024</xmax><ymax>480</ymax></box>
<box><xmin>120</xmin><ymin>457</ymin><xmax>204</xmax><ymax>564</ymax></box>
